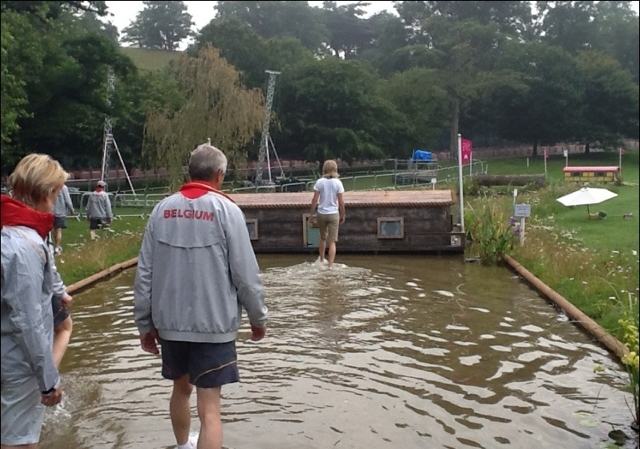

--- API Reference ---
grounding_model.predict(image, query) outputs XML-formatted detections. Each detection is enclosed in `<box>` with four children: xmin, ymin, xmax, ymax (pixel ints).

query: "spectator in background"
<box><xmin>86</xmin><ymin>180</ymin><xmax>112</xmax><ymax>240</ymax></box>
<box><xmin>309</xmin><ymin>160</ymin><xmax>346</xmax><ymax>270</ymax></box>
<box><xmin>1</xmin><ymin>154</ymin><xmax>67</xmax><ymax>448</ymax></box>
<box><xmin>52</xmin><ymin>184</ymin><xmax>75</xmax><ymax>255</ymax></box>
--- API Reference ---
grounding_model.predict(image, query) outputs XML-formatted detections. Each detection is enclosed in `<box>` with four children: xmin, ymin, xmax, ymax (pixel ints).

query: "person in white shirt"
<box><xmin>309</xmin><ymin>160</ymin><xmax>345</xmax><ymax>269</ymax></box>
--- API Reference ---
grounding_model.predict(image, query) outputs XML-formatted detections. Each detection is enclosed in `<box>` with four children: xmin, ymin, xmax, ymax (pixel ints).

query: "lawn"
<box><xmin>482</xmin><ymin>150</ymin><xmax>639</xmax><ymax>252</ymax></box>
<box><xmin>119</xmin><ymin>47</ymin><xmax>182</xmax><ymax>71</ymax></box>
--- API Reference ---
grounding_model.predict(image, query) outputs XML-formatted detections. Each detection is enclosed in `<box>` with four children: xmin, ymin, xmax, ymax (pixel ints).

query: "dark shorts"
<box><xmin>53</xmin><ymin>216</ymin><xmax>67</xmax><ymax>229</ymax></box>
<box><xmin>52</xmin><ymin>295</ymin><xmax>70</xmax><ymax>327</ymax></box>
<box><xmin>159</xmin><ymin>339</ymin><xmax>239</xmax><ymax>388</ymax></box>
<box><xmin>89</xmin><ymin>218</ymin><xmax>104</xmax><ymax>230</ymax></box>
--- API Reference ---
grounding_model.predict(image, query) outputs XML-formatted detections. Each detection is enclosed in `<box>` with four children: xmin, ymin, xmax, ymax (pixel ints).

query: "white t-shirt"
<box><xmin>314</xmin><ymin>177</ymin><xmax>345</xmax><ymax>215</ymax></box>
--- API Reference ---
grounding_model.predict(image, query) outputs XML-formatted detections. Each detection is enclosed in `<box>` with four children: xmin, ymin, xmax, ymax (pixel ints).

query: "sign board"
<box><xmin>563</xmin><ymin>149</ymin><xmax>568</xmax><ymax>157</ymax></box>
<box><xmin>514</xmin><ymin>203</ymin><xmax>531</xmax><ymax>218</ymax></box>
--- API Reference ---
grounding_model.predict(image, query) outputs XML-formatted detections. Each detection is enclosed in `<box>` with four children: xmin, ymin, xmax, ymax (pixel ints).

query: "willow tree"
<box><xmin>144</xmin><ymin>46</ymin><xmax>264</xmax><ymax>188</ymax></box>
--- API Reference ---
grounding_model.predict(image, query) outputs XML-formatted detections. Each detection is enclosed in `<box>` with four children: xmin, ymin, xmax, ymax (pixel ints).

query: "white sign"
<box><xmin>514</xmin><ymin>203</ymin><xmax>531</xmax><ymax>218</ymax></box>
<box><xmin>563</xmin><ymin>149</ymin><xmax>568</xmax><ymax>157</ymax></box>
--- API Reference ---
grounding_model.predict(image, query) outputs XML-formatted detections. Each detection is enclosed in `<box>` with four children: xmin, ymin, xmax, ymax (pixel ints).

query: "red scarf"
<box><xmin>0</xmin><ymin>195</ymin><xmax>54</xmax><ymax>239</ymax></box>
<box><xmin>179</xmin><ymin>181</ymin><xmax>235</xmax><ymax>203</ymax></box>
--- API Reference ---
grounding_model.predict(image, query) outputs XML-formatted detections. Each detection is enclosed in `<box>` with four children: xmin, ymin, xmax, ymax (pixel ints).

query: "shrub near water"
<box><xmin>465</xmin><ymin>200</ymin><xmax>516</xmax><ymax>264</ymax></box>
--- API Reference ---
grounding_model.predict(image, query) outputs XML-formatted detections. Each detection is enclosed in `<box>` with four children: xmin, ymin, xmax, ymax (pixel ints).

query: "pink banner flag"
<box><xmin>461</xmin><ymin>138</ymin><xmax>472</xmax><ymax>165</ymax></box>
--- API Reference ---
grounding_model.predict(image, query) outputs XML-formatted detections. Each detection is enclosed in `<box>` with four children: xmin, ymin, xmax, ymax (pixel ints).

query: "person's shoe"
<box><xmin>54</xmin><ymin>246</ymin><xmax>62</xmax><ymax>255</ymax></box>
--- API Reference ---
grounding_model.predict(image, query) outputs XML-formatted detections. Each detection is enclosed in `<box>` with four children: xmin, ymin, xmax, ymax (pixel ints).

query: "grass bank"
<box><xmin>55</xmin><ymin>216</ymin><xmax>146</xmax><ymax>284</ymax></box>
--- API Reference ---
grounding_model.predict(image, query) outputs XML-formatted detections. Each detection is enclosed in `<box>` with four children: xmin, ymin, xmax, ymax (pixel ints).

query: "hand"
<box><xmin>140</xmin><ymin>329</ymin><xmax>160</xmax><ymax>354</ymax></box>
<box><xmin>61</xmin><ymin>293</ymin><xmax>73</xmax><ymax>309</ymax></box>
<box><xmin>250</xmin><ymin>324</ymin><xmax>266</xmax><ymax>342</ymax></box>
<box><xmin>339</xmin><ymin>215</ymin><xmax>345</xmax><ymax>224</ymax></box>
<box><xmin>41</xmin><ymin>387</ymin><xmax>63</xmax><ymax>407</ymax></box>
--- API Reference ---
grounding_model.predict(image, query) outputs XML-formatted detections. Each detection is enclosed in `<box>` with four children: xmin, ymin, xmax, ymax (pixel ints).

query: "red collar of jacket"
<box><xmin>179</xmin><ymin>181</ymin><xmax>235</xmax><ymax>203</ymax></box>
<box><xmin>0</xmin><ymin>195</ymin><xmax>54</xmax><ymax>239</ymax></box>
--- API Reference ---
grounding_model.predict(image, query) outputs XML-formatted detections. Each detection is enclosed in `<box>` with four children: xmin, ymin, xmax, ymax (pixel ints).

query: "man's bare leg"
<box><xmin>318</xmin><ymin>239</ymin><xmax>326</xmax><ymax>263</ymax></box>
<box><xmin>171</xmin><ymin>375</ymin><xmax>193</xmax><ymax>447</ymax></box>
<box><xmin>196</xmin><ymin>386</ymin><xmax>222</xmax><ymax>449</ymax></box>
<box><xmin>327</xmin><ymin>241</ymin><xmax>337</xmax><ymax>269</ymax></box>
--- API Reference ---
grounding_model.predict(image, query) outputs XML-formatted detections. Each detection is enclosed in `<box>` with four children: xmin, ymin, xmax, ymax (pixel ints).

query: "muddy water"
<box><xmin>41</xmin><ymin>255</ymin><xmax>634</xmax><ymax>449</ymax></box>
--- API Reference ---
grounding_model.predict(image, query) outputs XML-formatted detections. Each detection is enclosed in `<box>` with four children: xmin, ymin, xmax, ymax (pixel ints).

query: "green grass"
<box><xmin>119</xmin><ymin>47</ymin><xmax>182</xmax><ymax>71</ymax></box>
<box><xmin>483</xmin><ymin>151</ymin><xmax>639</xmax><ymax>252</ymax></box>
<box><xmin>56</xmin><ymin>216</ymin><xmax>146</xmax><ymax>284</ymax></box>
<box><xmin>466</xmin><ymin>149</ymin><xmax>639</xmax><ymax>345</ymax></box>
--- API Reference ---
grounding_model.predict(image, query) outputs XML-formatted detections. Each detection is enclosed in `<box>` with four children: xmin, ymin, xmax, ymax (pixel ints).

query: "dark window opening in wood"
<box><xmin>377</xmin><ymin>217</ymin><xmax>404</xmax><ymax>239</ymax></box>
<box><xmin>246</xmin><ymin>219</ymin><xmax>258</xmax><ymax>240</ymax></box>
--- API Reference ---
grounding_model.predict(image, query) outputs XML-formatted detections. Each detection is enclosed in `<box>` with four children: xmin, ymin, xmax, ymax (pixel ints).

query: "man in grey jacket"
<box><xmin>52</xmin><ymin>184</ymin><xmax>75</xmax><ymax>254</ymax></box>
<box><xmin>134</xmin><ymin>143</ymin><xmax>268</xmax><ymax>449</ymax></box>
<box><xmin>86</xmin><ymin>180</ymin><xmax>112</xmax><ymax>240</ymax></box>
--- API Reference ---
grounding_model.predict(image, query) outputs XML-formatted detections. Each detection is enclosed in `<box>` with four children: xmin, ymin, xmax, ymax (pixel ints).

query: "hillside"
<box><xmin>119</xmin><ymin>47</ymin><xmax>182</xmax><ymax>71</ymax></box>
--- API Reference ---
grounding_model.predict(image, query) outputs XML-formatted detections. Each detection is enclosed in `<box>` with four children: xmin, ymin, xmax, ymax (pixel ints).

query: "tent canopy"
<box><xmin>412</xmin><ymin>149</ymin><xmax>432</xmax><ymax>161</ymax></box>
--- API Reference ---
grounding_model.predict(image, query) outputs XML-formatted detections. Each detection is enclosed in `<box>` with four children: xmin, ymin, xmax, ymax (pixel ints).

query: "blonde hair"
<box><xmin>322</xmin><ymin>160</ymin><xmax>339</xmax><ymax>178</ymax></box>
<box><xmin>8</xmin><ymin>154</ymin><xmax>69</xmax><ymax>207</ymax></box>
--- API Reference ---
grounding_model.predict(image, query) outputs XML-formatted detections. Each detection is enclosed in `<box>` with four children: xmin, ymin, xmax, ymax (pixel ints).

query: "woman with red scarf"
<box><xmin>1</xmin><ymin>154</ymin><xmax>69</xmax><ymax>448</ymax></box>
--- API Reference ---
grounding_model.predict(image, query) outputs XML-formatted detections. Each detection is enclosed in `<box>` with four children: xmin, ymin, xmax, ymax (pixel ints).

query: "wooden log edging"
<box><xmin>503</xmin><ymin>254</ymin><xmax>628</xmax><ymax>362</ymax></box>
<box><xmin>66</xmin><ymin>257</ymin><xmax>138</xmax><ymax>295</ymax></box>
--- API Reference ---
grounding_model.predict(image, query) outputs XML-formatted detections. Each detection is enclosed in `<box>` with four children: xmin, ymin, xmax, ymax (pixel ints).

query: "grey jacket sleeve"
<box><xmin>225</xmin><ymin>205</ymin><xmax>268</xmax><ymax>327</ymax></box>
<box><xmin>63</xmin><ymin>186</ymin><xmax>74</xmax><ymax>214</ymax></box>
<box><xmin>134</xmin><ymin>217</ymin><xmax>155</xmax><ymax>334</ymax></box>
<box><xmin>49</xmin><ymin>248</ymin><xmax>66</xmax><ymax>297</ymax></box>
<box><xmin>104</xmin><ymin>194</ymin><xmax>113</xmax><ymax>219</ymax></box>
<box><xmin>2</xmin><ymin>250</ymin><xmax>59</xmax><ymax>392</ymax></box>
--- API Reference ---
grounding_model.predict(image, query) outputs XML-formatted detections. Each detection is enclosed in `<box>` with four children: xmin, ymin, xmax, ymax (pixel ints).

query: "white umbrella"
<box><xmin>556</xmin><ymin>187</ymin><xmax>618</xmax><ymax>216</ymax></box>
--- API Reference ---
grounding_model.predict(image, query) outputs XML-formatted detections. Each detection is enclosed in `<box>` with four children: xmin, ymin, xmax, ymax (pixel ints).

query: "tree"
<box><xmin>574</xmin><ymin>50</ymin><xmax>639</xmax><ymax>152</ymax></box>
<box><xmin>490</xmin><ymin>42</ymin><xmax>580</xmax><ymax>155</ymax></box>
<box><xmin>193</xmin><ymin>18</ymin><xmax>268</xmax><ymax>88</ymax></box>
<box><xmin>143</xmin><ymin>46</ymin><xmax>264</xmax><ymax>187</ymax></box>
<box><xmin>321</xmin><ymin>1</ymin><xmax>372</xmax><ymax>59</ymax></box>
<box><xmin>379</xmin><ymin>68</ymin><xmax>450</xmax><ymax>154</ymax></box>
<box><xmin>1</xmin><ymin>2</ymin><xmax>138</xmax><ymax>171</ymax></box>
<box><xmin>276</xmin><ymin>59</ymin><xmax>407</xmax><ymax>162</ymax></box>
<box><xmin>122</xmin><ymin>1</ymin><xmax>193</xmax><ymax>51</ymax></box>
<box><xmin>215</xmin><ymin>1</ymin><xmax>328</xmax><ymax>52</ymax></box>
<box><xmin>392</xmin><ymin>16</ymin><xmax>526</xmax><ymax>156</ymax></box>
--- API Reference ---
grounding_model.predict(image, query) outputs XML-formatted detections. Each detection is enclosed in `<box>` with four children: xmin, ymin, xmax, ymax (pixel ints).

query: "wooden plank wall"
<box><xmin>243</xmin><ymin>205</ymin><xmax>454</xmax><ymax>253</ymax></box>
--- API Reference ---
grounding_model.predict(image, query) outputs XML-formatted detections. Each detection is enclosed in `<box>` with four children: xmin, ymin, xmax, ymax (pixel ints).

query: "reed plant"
<box><xmin>465</xmin><ymin>199</ymin><xmax>516</xmax><ymax>264</ymax></box>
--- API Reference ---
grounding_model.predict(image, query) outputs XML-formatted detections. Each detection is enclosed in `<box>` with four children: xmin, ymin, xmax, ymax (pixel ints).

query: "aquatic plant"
<box><xmin>465</xmin><ymin>202</ymin><xmax>515</xmax><ymax>264</ymax></box>
<box><xmin>619</xmin><ymin>296</ymin><xmax>639</xmax><ymax>430</ymax></box>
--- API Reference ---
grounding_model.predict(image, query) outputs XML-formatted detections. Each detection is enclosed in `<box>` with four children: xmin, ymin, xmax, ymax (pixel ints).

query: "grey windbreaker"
<box><xmin>1</xmin><ymin>226</ymin><xmax>59</xmax><ymax>392</ymax></box>
<box><xmin>53</xmin><ymin>185</ymin><xmax>74</xmax><ymax>217</ymax></box>
<box><xmin>133</xmin><ymin>189</ymin><xmax>268</xmax><ymax>343</ymax></box>
<box><xmin>86</xmin><ymin>191</ymin><xmax>112</xmax><ymax>219</ymax></box>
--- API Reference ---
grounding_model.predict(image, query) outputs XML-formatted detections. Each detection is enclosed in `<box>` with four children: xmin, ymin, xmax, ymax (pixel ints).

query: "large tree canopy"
<box><xmin>2</xmin><ymin>0</ymin><xmax>638</xmax><ymax>175</ymax></box>
<box><xmin>122</xmin><ymin>1</ymin><xmax>193</xmax><ymax>51</ymax></box>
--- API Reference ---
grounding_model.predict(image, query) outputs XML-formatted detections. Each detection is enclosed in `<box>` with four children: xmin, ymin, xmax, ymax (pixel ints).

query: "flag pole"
<box><xmin>458</xmin><ymin>133</ymin><xmax>465</xmax><ymax>234</ymax></box>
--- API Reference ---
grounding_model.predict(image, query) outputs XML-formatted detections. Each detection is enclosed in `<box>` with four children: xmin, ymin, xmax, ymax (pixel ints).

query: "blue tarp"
<box><xmin>411</xmin><ymin>149</ymin><xmax>432</xmax><ymax>161</ymax></box>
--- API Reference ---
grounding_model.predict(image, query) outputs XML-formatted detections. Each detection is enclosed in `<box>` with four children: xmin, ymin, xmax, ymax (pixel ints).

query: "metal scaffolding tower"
<box><xmin>254</xmin><ymin>70</ymin><xmax>283</xmax><ymax>185</ymax></box>
<box><xmin>100</xmin><ymin>68</ymin><xmax>136</xmax><ymax>194</ymax></box>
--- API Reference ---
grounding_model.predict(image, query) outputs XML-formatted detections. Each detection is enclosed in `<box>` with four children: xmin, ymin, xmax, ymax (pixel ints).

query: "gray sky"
<box><xmin>105</xmin><ymin>1</ymin><xmax>397</xmax><ymax>50</ymax></box>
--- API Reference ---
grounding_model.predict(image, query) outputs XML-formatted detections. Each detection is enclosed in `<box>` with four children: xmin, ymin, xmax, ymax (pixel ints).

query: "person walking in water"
<box><xmin>85</xmin><ymin>180</ymin><xmax>112</xmax><ymax>240</ymax></box>
<box><xmin>1</xmin><ymin>154</ymin><xmax>68</xmax><ymax>448</ymax></box>
<box><xmin>134</xmin><ymin>143</ymin><xmax>268</xmax><ymax>449</ymax></box>
<box><xmin>52</xmin><ymin>184</ymin><xmax>75</xmax><ymax>255</ymax></box>
<box><xmin>309</xmin><ymin>159</ymin><xmax>345</xmax><ymax>269</ymax></box>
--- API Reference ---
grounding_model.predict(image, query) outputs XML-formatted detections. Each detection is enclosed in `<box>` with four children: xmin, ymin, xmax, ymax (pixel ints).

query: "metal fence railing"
<box><xmin>62</xmin><ymin>161</ymin><xmax>488</xmax><ymax>219</ymax></box>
